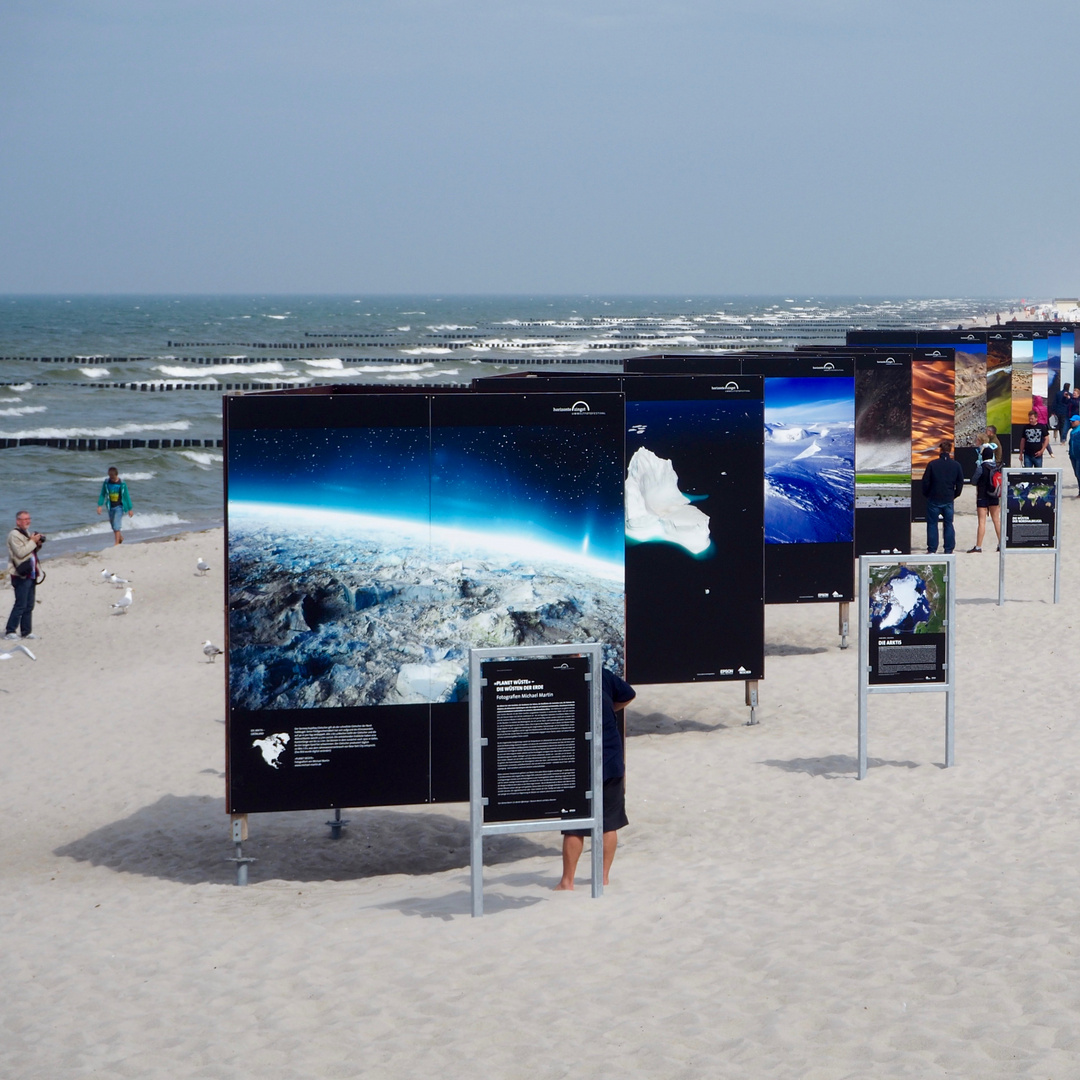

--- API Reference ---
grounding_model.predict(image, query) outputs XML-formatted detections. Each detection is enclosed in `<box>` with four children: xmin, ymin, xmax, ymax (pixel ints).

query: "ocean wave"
<box><xmin>155</xmin><ymin>362</ymin><xmax>285</xmax><ymax>376</ymax></box>
<box><xmin>81</xmin><ymin>368</ymin><xmax>111</xmax><ymax>379</ymax></box>
<box><xmin>8</xmin><ymin>383</ymin><xmax>33</xmax><ymax>392</ymax></box>
<box><xmin>303</xmin><ymin>358</ymin><xmax>345</xmax><ymax>370</ymax></box>
<box><xmin>52</xmin><ymin>511</ymin><xmax>189</xmax><ymax>541</ymax></box>
<box><xmin>80</xmin><ymin>471</ymin><xmax>156</xmax><ymax>482</ymax></box>
<box><xmin>0</xmin><ymin>405</ymin><xmax>47</xmax><ymax>417</ymax></box>
<box><xmin>178</xmin><ymin>450</ymin><xmax>223</xmax><ymax>467</ymax></box>
<box><xmin>263</xmin><ymin>314</ymin><xmax>290</xmax><ymax>319</ymax></box>
<box><xmin>0</xmin><ymin>421</ymin><xmax>191</xmax><ymax>439</ymax></box>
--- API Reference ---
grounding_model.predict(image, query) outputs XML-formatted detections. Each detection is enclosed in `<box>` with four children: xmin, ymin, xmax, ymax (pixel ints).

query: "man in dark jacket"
<box><xmin>921</xmin><ymin>440</ymin><xmax>966</xmax><ymax>554</ymax></box>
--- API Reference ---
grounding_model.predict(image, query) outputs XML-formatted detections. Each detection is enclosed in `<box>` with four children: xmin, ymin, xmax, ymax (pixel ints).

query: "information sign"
<box><xmin>865</xmin><ymin>560</ymin><xmax>950</xmax><ymax>686</ymax></box>
<box><xmin>998</xmin><ymin>468</ymin><xmax>1062</xmax><ymax>605</ymax></box>
<box><xmin>858</xmin><ymin>555</ymin><xmax>956</xmax><ymax>780</ymax></box>
<box><xmin>479</xmin><ymin>654</ymin><xmax>594</xmax><ymax>825</ymax></box>
<box><xmin>469</xmin><ymin>644</ymin><xmax>604</xmax><ymax>916</ymax></box>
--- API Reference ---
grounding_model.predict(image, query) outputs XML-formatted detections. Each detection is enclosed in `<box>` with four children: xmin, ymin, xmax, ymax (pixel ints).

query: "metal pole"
<box><xmin>998</xmin><ymin>537</ymin><xmax>1006</xmax><ymax>606</ymax></box>
<box><xmin>838</xmin><ymin>601</ymin><xmax>850</xmax><ymax>650</ymax></box>
<box><xmin>469</xmin><ymin>650</ymin><xmax>485</xmax><ymax>918</ymax></box>
<box><xmin>857</xmin><ymin>557</ymin><xmax>869</xmax><ymax>780</ymax></box>
<box><xmin>744</xmin><ymin>679</ymin><xmax>759</xmax><ymax>726</ymax></box>
<box><xmin>944</xmin><ymin>554</ymin><xmax>956</xmax><ymax>768</ymax></box>
<box><xmin>590</xmin><ymin>658</ymin><xmax>604</xmax><ymax>899</ymax></box>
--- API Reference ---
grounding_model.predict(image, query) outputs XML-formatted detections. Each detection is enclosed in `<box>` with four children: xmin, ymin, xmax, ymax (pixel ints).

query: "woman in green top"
<box><xmin>96</xmin><ymin>467</ymin><xmax>133</xmax><ymax>545</ymax></box>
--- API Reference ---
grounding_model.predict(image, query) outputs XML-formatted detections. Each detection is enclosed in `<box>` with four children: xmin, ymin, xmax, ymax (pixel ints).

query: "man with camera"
<box><xmin>6</xmin><ymin>510</ymin><xmax>44</xmax><ymax>641</ymax></box>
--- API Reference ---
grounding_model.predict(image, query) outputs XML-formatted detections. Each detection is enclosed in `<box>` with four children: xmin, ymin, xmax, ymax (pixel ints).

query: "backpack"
<box><xmin>987</xmin><ymin>462</ymin><xmax>1003</xmax><ymax>498</ymax></box>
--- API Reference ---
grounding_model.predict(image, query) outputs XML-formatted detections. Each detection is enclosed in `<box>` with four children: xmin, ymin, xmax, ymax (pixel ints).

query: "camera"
<box><xmin>36</xmin><ymin>534</ymin><xmax>46</xmax><ymax>544</ymax></box>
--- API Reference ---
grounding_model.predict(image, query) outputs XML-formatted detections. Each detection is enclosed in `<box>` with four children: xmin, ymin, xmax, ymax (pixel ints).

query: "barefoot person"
<box><xmin>557</xmin><ymin>667</ymin><xmax>635</xmax><ymax>891</ymax></box>
<box><xmin>5</xmin><ymin>510</ymin><xmax>43</xmax><ymax>641</ymax></box>
<box><xmin>96</xmin><ymin>467</ymin><xmax>133</xmax><ymax>545</ymax></box>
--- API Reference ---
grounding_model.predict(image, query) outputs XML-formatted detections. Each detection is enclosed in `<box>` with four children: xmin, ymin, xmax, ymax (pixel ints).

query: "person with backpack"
<box><xmin>968</xmin><ymin>446</ymin><xmax>1002</xmax><ymax>552</ymax></box>
<box><xmin>920</xmin><ymin>439</ymin><xmax>965</xmax><ymax>554</ymax></box>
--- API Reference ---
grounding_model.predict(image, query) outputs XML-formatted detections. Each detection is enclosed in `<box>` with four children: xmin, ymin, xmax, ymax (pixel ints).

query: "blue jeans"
<box><xmin>925</xmin><ymin>499</ymin><xmax>955</xmax><ymax>553</ymax></box>
<box><xmin>1023</xmin><ymin>453</ymin><xmax>1043</xmax><ymax>468</ymax></box>
<box><xmin>5</xmin><ymin>575</ymin><xmax>35</xmax><ymax>636</ymax></box>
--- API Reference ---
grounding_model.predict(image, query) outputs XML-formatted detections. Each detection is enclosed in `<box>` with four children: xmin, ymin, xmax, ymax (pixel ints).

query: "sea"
<box><xmin>0</xmin><ymin>293</ymin><xmax>1016</xmax><ymax>556</ymax></box>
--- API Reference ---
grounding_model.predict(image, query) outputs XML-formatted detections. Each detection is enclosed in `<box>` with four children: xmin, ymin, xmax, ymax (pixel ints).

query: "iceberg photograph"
<box><xmin>227</xmin><ymin>406</ymin><xmax>625</xmax><ymax>712</ymax></box>
<box><xmin>624</xmin><ymin>391</ymin><xmax>765</xmax><ymax>684</ymax></box>
<box><xmin>764</xmin><ymin>377</ymin><xmax>855</xmax><ymax>543</ymax></box>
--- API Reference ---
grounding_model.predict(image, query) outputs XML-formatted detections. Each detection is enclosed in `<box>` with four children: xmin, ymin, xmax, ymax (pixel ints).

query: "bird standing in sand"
<box><xmin>202</xmin><ymin>640</ymin><xmax>223</xmax><ymax>663</ymax></box>
<box><xmin>111</xmin><ymin>588</ymin><xmax>134</xmax><ymax>614</ymax></box>
<box><xmin>196</xmin><ymin>557</ymin><xmax>210</xmax><ymax>575</ymax></box>
<box><xmin>108</xmin><ymin>573</ymin><xmax>129</xmax><ymax>587</ymax></box>
<box><xmin>100</xmin><ymin>568</ymin><xmax>111</xmax><ymax>583</ymax></box>
<box><xmin>0</xmin><ymin>643</ymin><xmax>35</xmax><ymax>661</ymax></box>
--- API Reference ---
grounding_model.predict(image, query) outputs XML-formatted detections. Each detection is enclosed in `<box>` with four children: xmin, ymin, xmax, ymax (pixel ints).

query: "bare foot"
<box><xmin>554</xmin><ymin>880</ymin><xmax>574</xmax><ymax>891</ymax></box>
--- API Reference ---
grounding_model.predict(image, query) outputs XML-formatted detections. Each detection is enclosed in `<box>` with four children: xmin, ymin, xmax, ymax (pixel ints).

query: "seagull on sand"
<box><xmin>111</xmin><ymin>587</ymin><xmax>134</xmax><ymax>614</ymax></box>
<box><xmin>108</xmin><ymin>573</ymin><xmax>129</xmax><ymax>586</ymax></box>
<box><xmin>196</xmin><ymin>557</ymin><xmax>211</xmax><ymax>576</ymax></box>
<box><xmin>100</xmin><ymin>568</ymin><xmax>111</xmax><ymax>582</ymax></box>
<box><xmin>202</xmin><ymin>640</ymin><xmax>223</xmax><ymax>663</ymax></box>
<box><xmin>0</xmin><ymin>643</ymin><xmax>35</xmax><ymax>661</ymax></box>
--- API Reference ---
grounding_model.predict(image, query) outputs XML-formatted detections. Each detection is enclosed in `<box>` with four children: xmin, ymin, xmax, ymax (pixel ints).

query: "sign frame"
<box><xmin>468</xmin><ymin>643</ymin><xmax>604</xmax><ymax>917</ymax></box>
<box><xmin>857</xmin><ymin>554</ymin><xmax>956</xmax><ymax>780</ymax></box>
<box><xmin>998</xmin><ymin>467</ymin><xmax>1062</xmax><ymax>606</ymax></box>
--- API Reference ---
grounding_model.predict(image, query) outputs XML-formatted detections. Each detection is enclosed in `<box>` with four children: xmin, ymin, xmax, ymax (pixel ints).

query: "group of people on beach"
<box><xmin>922</xmin><ymin>415</ymin><xmax>1080</xmax><ymax>556</ymax></box>
<box><xmin>4</xmin><ymin>466</ymin><xmax>134</xmax><ymax>641</ymax></box>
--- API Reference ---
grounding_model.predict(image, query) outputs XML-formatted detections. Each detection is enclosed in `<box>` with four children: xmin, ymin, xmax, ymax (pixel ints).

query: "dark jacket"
<box><xmin>921</xmin><ymin>453</ymin><xmax>965</xmax><ymax>502</ymax></box>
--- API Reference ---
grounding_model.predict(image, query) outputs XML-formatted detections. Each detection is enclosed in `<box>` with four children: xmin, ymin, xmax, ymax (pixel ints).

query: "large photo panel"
<box><xmin>624</xmin><ymin>376</ymin><xmax>764</xmax><ymax>684</ymax></box>
<box><xmin>910</xmin><ymin>351</ymin><xmax>956</xmax><ymax>523</ymax></box>
<box><xmin>224</xmin><ymin>390</ymin><xmax>626</xmax><ymax>814</ymax></box>
<box><xmin>855</xmin><ymin>354</ymin><xmax>912</xmax><ymax>555</ymax></box>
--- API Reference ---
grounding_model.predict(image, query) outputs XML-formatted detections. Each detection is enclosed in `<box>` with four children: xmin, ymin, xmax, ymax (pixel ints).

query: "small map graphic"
<box><xmin>868</xmin><ymin>563</ymin><xmax>947</xmax><ymax>634</ymax></box>
<box><xmin>253</xmin><ymin>732</ymin><xmax>290</xmax><ymax>768</ymax></box>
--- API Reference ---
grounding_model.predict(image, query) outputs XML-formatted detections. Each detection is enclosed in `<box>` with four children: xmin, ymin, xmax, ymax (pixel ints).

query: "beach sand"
<box><xmin>2</xmin><ymin>495</ymin><xmax>1078</xmax><ymax>1079</ymax></box>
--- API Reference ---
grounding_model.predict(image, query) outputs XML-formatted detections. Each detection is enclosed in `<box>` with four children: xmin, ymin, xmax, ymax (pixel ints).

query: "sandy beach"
<box><xmin>2</xmin><ymin>490</ymin><xmax>1078</xmax><ymax>1079</ymax></box>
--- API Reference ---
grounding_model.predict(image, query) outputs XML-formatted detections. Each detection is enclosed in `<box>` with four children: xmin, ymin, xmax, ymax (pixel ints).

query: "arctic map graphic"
<box><xmin>227</xmin><ymin>418</ymin><xmax>625</xmax><ymax>711</ymax></box>
<box><xmin>764</xmin><ymin>377</ymin><xmax>855</xmax><ymax>543</ymax></box>
<box><xmin>867</xmin><ymin>563</ymin><xmax>947</xmax><ymax>634</ymax></box>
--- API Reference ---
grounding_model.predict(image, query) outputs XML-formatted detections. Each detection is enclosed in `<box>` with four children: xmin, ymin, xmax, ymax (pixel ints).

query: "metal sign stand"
<box><xmin>998</xmin><ymin>468</ymin><xmax>1062</xmax><ymax>606</ymax></box>
<box><xmin>469</xmin><ymin>643</ymin><xmax>604</xmax><ymax>917</ymax></box>
<box><xmin>858</xmin><ymin>554</ymin><xmax>956</xmax><ymax>780</ymax></box>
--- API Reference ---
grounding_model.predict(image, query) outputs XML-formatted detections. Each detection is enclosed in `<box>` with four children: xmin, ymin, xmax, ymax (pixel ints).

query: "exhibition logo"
<box><xmin>813</xmin><ymin>362</ymin><xmax>837</xmax><ymax>371</ymax></box>
<box><xmin>878</xmin><ymin>357</ymin><xmax>900</xmax><ymax>365</ymax></box>
<box><xmin>552</xmin><ymin>400</ymin><xmax>606</xmax><ymax>416</ymax></box>
<box><xmin>926</xmin><ymin>351</ymin><xmax>944</xmax><ymax>358</ymax></box>
<box><xmin>710</xmin><ymin>381</ymin><xmax>750</xmax><ymax>393</ymax></box>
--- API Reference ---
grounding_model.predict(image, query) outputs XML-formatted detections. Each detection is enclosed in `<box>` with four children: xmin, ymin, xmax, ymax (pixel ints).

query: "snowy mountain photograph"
<box><xmin>764</xmin><ymin>377</ymin><xmax>855</xmax><ymax>544</ymax></box>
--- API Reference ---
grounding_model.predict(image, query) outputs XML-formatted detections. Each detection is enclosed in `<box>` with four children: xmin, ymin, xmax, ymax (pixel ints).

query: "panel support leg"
<box><xmin>325</xmin><ymin>807</ymin><xmax>350</xmax><ymax>839</ymax></box>
<box><xmin>227</xmin><ymin>814</ymin><xmax>255</xmax><ymax>886</ymax></box>
<box><xmin>744</xmin><ymin>680</ymin><xmax>759</xmax><ymax>726</ymax></box>
<box><xmin>838</xmin><ymin>601</ymin><xmax>850</xmax><ymax>650</ymax></box>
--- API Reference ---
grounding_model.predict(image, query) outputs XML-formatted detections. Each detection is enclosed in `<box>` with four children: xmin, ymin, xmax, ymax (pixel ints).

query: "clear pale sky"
<box><xmin>1</xmin><ymin>1</ymin><xmax>1076</xmax><ymax>296</ymax></box>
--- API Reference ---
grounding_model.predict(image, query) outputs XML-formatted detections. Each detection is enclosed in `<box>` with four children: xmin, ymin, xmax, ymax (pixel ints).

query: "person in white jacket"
<box><xmin>5</xmin><ymin>510</ymin><xmax>43</xmax><ymax>641</ymax></box>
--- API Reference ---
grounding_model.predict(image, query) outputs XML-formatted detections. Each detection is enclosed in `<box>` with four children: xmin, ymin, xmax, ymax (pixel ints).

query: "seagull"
<box><xmin>100</xmin><ymin>568</ymin><xmax>111</xmax><ymax>582</ymax></box>
<box><xmin>108</xmin><ymin>573</ymin><xmax>129</xmax><ymax>586</ymax></box>
<box><xmin>111</xmin><ymin>587</ymin><xmax>134</xmax><ymax>614</ymax></box>
<box><xmin>0</xmin><ymin>643</ymin><xmax>35</xmax><ymax>661</ymax></box>
<box><xmin>196</xmin><ymin>557</ymin><xmax>211</xmax><ymax>576</ymax></box>
<box><xmin>202</xmin><ymin>640</ymin><xmax>223</xmax><ymax>663</ymax></box>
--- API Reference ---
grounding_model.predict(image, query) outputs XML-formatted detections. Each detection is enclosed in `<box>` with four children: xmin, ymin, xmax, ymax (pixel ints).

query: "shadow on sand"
<box><xmin>760</xmin><ymin>755</ymin><xmax>921</xmax><ymax>779</ymax></box>
<box><xmin>627</xmin><ymin>709</ymin><xmax>728</xmax><ymax>737</ymax></box>
<box><xmin>54</xmin><ymin>793</ymin><xmax>559</xmax><ymax>886</ymax></box>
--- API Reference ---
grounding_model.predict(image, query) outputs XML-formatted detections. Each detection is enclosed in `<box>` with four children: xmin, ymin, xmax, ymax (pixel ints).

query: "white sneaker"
<box><xmin>21</xmin><ymin>633</ymin><xmax>37</xmax><ymax>640</ymax></box>
<box><xmin>3</xmin><ymin>632</ymin><xmax>17</xmax><ymax>641</ymax></box>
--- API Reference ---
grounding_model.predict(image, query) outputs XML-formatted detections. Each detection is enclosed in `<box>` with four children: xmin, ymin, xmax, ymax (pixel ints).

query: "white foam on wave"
<box><xmin>81</xmin><ymin>369</ymin><xmax>110</xmax><ymax>379</ymax></box>
<box><xmin>80</xmin><ymin>471</ymin><xmax>156</xmax><ymax>482</ymax></box>
<box><xmin>380</xmin><ymin>368</ymin><xmax>460</xmax><ymax>382</ymax></box>
<box><xmin>52</xmin><ymin>511</ymin><xmax>189</xmax><ymax>542</ymax></box>
<box><xmin>178</xmin><ymin>450</ymin><xmax>223</xmax><ymax>467</ymax></box>
<box><xmin>0</xmin><ymin>405</ymin><xmax>46</xmax><ymax>417</ymax></box>
<box><xmin>303</xmin><ymin>358</ymin><xmax>344</xmax><ymax>370</ymax></box>
<box><xmin>263</xmin><ymin>314</ymin><xmax>290</xmax><ymax>319</ymax></box>
<box><xmin>155</xmin><ymin>362</ymin><xmax>285</xmax><ymax>376</ymax></box>
<box><xmin>0</xmin><ymin>421</ymin><xmax>191</xmax><ymax>439</ymax></box>
<box><xmin>8</xmin><ymin>383</ymin><xmax>32</xmax><ymax>392</ymax></box>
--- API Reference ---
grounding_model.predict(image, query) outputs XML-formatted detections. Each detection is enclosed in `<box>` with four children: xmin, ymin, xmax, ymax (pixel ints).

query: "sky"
<box><xmin>1</xmin><ymin>1</ymin><xmax>1077</xmax><ymax>296</ymax></box>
